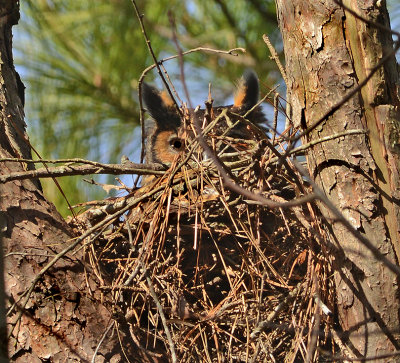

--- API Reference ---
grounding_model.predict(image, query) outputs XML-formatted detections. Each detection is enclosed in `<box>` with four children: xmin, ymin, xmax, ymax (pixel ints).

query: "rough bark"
<box><xmin>0</xmin><ymin>3</ymin><xmax>120</xmax><ymax>362</ymax></box>
<box><xmin>276</xmin><ymin>0</ymin><xmax>400</xmax><ymax>359</ymax></box>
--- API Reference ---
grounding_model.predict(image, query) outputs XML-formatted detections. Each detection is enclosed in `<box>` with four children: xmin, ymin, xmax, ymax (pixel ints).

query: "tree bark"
<box><xmin>276</xmin><ymin>0</ymin><xmax>400</xmax><ymax>359</ymax></box>
<box><xmin>0</xmin><ymin>3</ymin><xmax>118</xmax><ymax>362</ymax></box>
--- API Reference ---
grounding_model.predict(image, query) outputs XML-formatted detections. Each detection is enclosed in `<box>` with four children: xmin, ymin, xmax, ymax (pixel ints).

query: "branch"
<box><xmin>263</xmin><ymin>34</ymin><xmax>288</xmax><ymax>87</ymax></box>
<box><xmin>0</xmin><ymin>160</ymin><xmax>165</xmax><ymax>183</ymax></box>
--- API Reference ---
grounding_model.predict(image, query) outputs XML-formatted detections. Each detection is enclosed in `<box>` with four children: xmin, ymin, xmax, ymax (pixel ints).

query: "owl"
<box><xmin>142</xmin><ymin>70</ymin><xmax>267</xmax><ymax>172</ymax></box>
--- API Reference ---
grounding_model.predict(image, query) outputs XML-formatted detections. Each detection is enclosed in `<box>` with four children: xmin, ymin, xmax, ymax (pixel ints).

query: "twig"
<box><xmin>0</xmin><ymin>161</ymin><xmax>165</xmax><ymax>183</ymax></box>
<box><xmin>130</xmin><ymin>0</ymin><xmax>181</xmax><ymax>116</ymax></box>
<box><xmin>140</xmin><ymin>47</ymin><xmax>245</xmax><ymax>74</ymax></box>
<box><xmin>272</xmin><ymin>92</ymin><xmax>279</xmax><ymax>143</ymax></box>
<box><xmin>263</xmin><ymin>34</ymin><xmax>288</xmax><ymax>86</ymax></box>
<box><xmin>287</xmin><ymin>129</ymin><xmax>368</xmax><ymax>156</ymax></box>
<box><xmin>250</xmin><ymin>284</ymin><xmax>301</xmax><ymax>339</ymax></box>
<box><xmin>91</xmin><ymin>322</ymin><xmax>114</xmax><ymax>363</ymax></box>
<box><xmin>168</xmin><ymin>10</ymin><xmax>192</xmax><ymax>109</ymax></box>
<box><xmin>144</xmin><ymin>268</ymin><xmax>177</xmax><ymax>363</ymax></box>
<box><xmin>6</xmin><ymin>114</ymin><xmax>76</xmax><ymax>217</ymax></box>
<box><xmin>0</xmin><ymin>157</ymin><xmax>127</xmax><ymax>165</ymax></box>
<box><xmin>243</xmin><ymin>85</ymin><xmax>278</xmax><ymax>119</ymax></box>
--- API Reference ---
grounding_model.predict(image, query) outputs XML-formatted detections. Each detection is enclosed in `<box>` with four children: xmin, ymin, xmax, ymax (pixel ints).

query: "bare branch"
<box><xmin>0</xmin><ymin>160</ymin><xmax>165</xmax><ymax>183</ymax></box>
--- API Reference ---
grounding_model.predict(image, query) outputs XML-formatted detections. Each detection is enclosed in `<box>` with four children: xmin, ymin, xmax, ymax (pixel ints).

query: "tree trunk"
<box><xmin>0</xmin><ymin>3</ymin><xmax>118</xmax><ymax>362</ymax></box>
<box><xmin>276</xmin><ymin>0</ymin><xmax>400</xmax><ymax>359</ymax></box>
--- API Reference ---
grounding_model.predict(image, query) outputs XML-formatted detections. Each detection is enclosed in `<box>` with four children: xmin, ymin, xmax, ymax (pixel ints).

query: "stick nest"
<box><xmin>69</xmin><ymin>117</ymin><xmax>334</xmax><ymax>362</ymax></box>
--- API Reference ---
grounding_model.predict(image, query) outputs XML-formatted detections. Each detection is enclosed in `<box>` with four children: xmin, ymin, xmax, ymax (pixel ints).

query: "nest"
<box><xmin>69</xmin><ymin>114</ymin><xmax>334</xmax><ymax>362</ymax></box>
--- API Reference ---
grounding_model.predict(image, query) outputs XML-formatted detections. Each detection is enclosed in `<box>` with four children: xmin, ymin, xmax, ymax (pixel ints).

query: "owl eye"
<box><xmin>169</xmin><ymin>137</ymin><xmax>184</xmax><ymax>151</ymax></box>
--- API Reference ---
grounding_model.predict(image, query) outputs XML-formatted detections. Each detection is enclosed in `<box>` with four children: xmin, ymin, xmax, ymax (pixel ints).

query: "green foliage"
<box><xmin>15</xmin><ymin>0</ymin><xmax>279</xmax><ymax>216</ymax></box>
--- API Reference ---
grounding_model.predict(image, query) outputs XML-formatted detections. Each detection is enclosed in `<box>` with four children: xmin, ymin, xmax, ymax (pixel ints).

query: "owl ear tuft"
<box><xmin>142</xmin><ymin>83</ymin><xmax>181</xmax><ymax>130</ymax></box>
<box><xmin>233</xmin><ymin>70</ymin><xmax>260</xmax><ymax>111</ymax></box>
